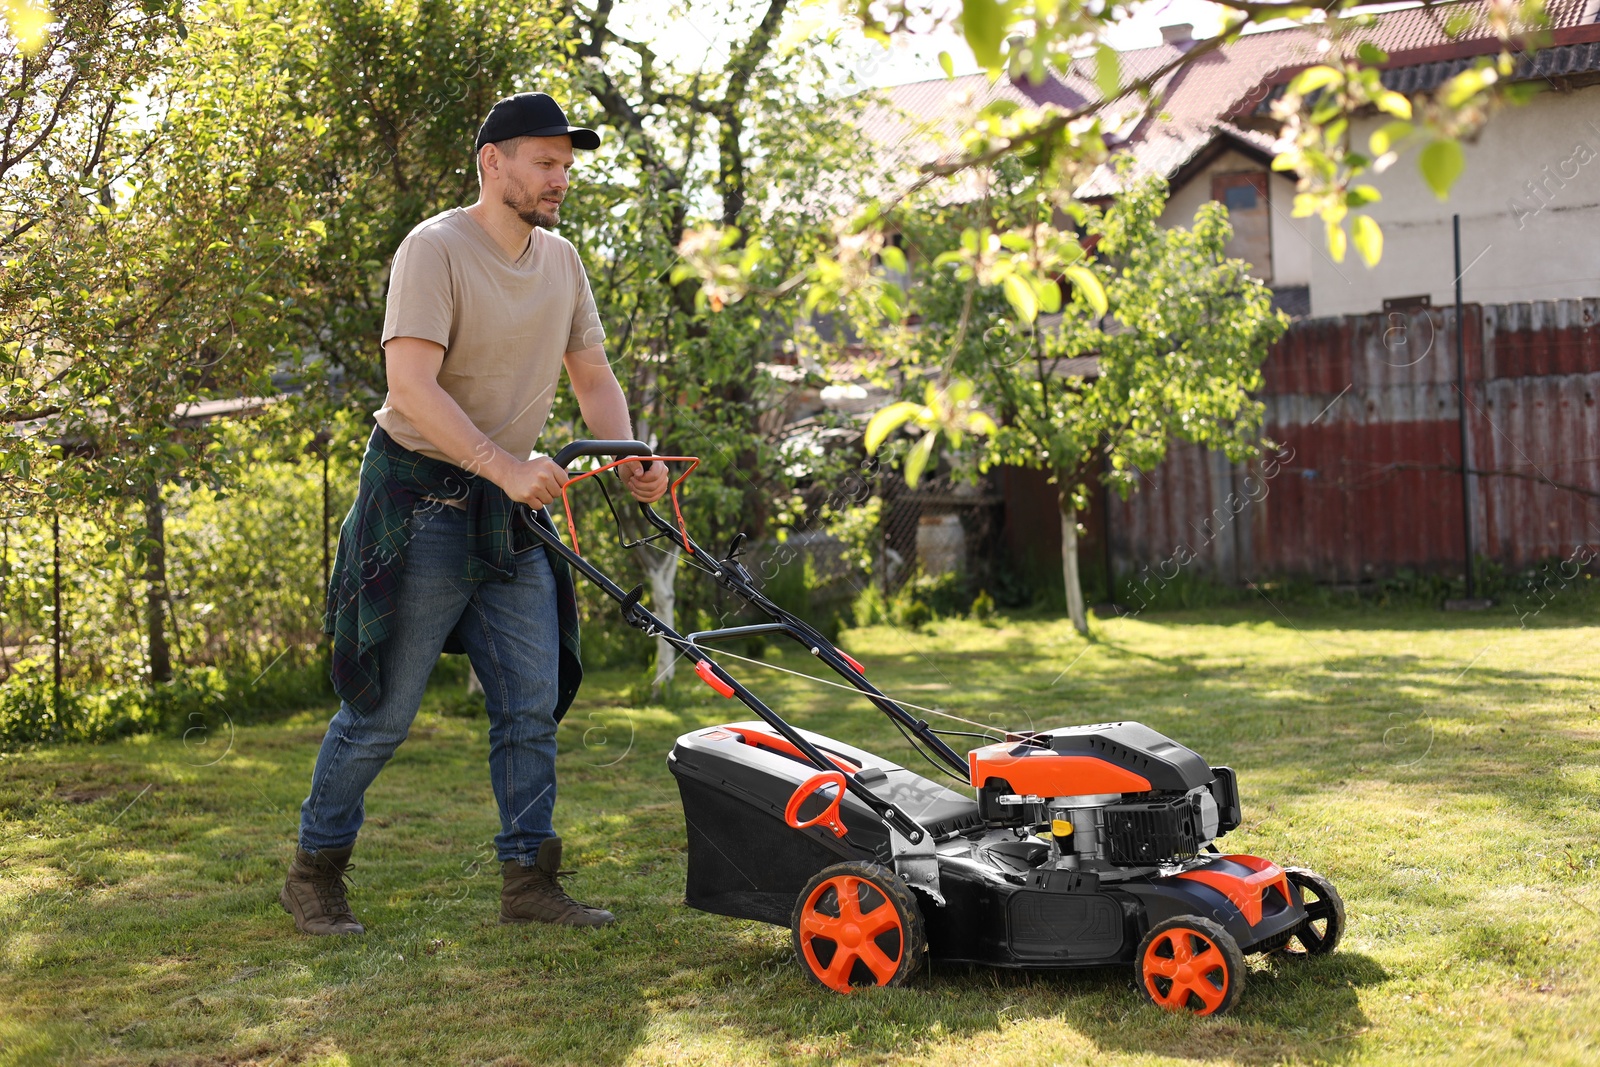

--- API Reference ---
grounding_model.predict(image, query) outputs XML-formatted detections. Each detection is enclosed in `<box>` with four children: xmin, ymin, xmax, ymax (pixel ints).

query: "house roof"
<box><xmin>861</xmin><ymin>0</ymin><xmax>1600</xmax><ymax>204</ymax></box>
<box><xmin>857</xmin><ymin>67</ymin><xmax>1098</xmax><ymax>203</ymax></box>
<box><xmin>1086</xmin><ymin>0</ymin><xmax>1600</xmax><ymax>195</ymax></box>
<box><xmin>1251</xmin><ymin>36</ymin><xmax>1600</xmax><ymax>110</ymax></box>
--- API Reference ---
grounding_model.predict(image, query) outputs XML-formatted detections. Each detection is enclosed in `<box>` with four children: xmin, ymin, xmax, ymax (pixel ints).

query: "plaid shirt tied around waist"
<box><xmin>324</xmin><ymin>426</ymin><xmax>582</xmax><ymax>720</ymax></box>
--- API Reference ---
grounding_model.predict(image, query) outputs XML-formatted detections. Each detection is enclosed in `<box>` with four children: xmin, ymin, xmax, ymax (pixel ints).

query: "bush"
<box><xmin>850</xmin><ymin>570</ymin><xmax>977</xmax><ymax>631</ymax></box>
<box><xmin>761</xmin><ymin>548</ymin><xmax>853</xmax><ymax>642</ymax></box>
<box><xmin>912</xmin><ymin>571</ymin><xmax>973</xmax><ymax>618</ymax></box>
<box><xmin>852</xmin><ymin>584</ymin><xmax>890</xmax><ymax>627</ymax></box>
<box><xmin>0</xmin><ymin>654</ymin><xmax>331</xmax><ymax>748</ymax></box>
<box><xmin>991</xmin><ymin>550</ymin><xmax>1063</xmax><ymax>610</ymax></box>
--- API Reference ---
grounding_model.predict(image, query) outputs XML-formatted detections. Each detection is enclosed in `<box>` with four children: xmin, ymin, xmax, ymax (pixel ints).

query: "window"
<box><xmin>1223</xmin><ymin>184</ymin><xmax>1258</xmax><ymax>212</ymax></box>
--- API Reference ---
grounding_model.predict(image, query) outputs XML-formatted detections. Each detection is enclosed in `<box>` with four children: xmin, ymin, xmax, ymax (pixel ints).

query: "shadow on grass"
<box><xmin>1125</xmin><ymin>601</ymin><xmax>1599</xmax><ymax>633</ymax></box>
<box><xmin>663</xmin><ymin>921</ymin><xmax>1387</xmax><ymax>1065</ymax></box>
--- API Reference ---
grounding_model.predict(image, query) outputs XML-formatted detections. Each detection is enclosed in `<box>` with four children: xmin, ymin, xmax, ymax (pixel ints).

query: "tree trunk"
<box><xmin>641</xmin><ymin>544</ymin><xmax>680</xmax><ymax>699</ymax></box>
<box><xmin>144</xmin><ymin>482</ymin><xmax>172</xmax><ymax>685</ymax></box>
<box><xmin>1057</xmin><ymin>481</ymin><xmax>1088</xmax><ymax>637</ymax></box>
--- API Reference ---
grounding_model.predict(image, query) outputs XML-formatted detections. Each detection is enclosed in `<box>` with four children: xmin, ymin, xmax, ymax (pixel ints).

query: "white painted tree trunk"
<box><xmin>467</xmin><ymin>664</ymin><xmax>483</xmax><ymax>696</ymax></box>
<box><xmin>1058</xmin><ymin>486</ymin><xmax>1089</xmax><ymax>636</ymax></box>
<box><xmin>641</xmin><ymin>543</ymin><xmax>680</xmax><ymax>698</ymax></box>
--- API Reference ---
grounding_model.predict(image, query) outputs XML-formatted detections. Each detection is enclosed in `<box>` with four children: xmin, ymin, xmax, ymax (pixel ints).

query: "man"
<box><xmin>281</xmin><ymin>93</ymin><xmax>666</xmax><ymax>936</ymax></box>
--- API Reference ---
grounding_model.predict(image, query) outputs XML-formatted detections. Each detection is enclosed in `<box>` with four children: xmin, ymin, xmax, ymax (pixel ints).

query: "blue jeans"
<box><xmin>299</xmin><ymin>503</ymin><xmax>561</xmax><ymax>865</ymax></box>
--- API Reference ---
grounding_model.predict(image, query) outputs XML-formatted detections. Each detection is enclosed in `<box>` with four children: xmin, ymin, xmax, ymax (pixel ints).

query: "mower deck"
<box><xmin>670</xmin><ymin>721</ymin><xmax>1308</xmax><ymax>971</ymax></box>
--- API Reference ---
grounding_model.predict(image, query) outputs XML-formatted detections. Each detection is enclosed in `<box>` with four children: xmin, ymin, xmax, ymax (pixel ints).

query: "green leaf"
<box><xmin>1002</xmin><ymin>273</ymin><xmax>1038</xmax><ymax>323</ymax></box>
<box><xmin>1351</xmin><ymin>214</ymin><xmax>1383</xmax><ymax>267</ymax></box>
<box><xmin>903</xmin><ymin>430</ymin><xmax>938</xmax><ymax>488</ymax></box>
<box><xmin>1345</xmin><ymin>184</ymin><xmax>1382</xmax><ymax>208</ymax></box>
<box><xmin>879</xmin><ymin>245</ymin><xmax>907</xmax><ymax>274</ymax></box>
<box><xmin>1034</xmin><ymin>275</ymin><xmax>1062</xmax><ymax>314</ymax></box>
<box><xmin>1419</xmin><ymin>138</ymin><xmax>1465</xmax><ymax>200</ymax></box>
<box><xmin>864</xmin><ymin>402</ymin><xmax>922</xmax><ymax>455</ymax></box>
<box><xmin>1368</xmin><ymin>120</ymin><xmax>1412</xmax><ymax>156</ymax></box>
<box><xmin>1444</xmin><ymin>11</ymin><xmax>1473</xmax><ymax>36</ymax></box>
<box><xmin>1441</xmin><ymin>67</ymin><xmax>1495</xmax><ymax>108</ymax></box>
<box><xmin>1375</xmin><ymin>91</ymin><xmax>1412</xmax><ymax>119</ymax></box>
<box><xmin>1326</xmin><ymin>220</ymin><xmax>1348</xmax><ymax>262</ymax></box>
<box><xmin>938</xmin><ymin>50</ymin><xmax>955</xmax><ymax>79</ymax></box>
<box><xmin>1064</xmin><ymin>265</ymin><xmax>1107</xmax><ymax>316</ymax></box>
<box><xmin>1288</xmin><ymin>65</ymin><xmax>1342</xmax><ymax>97</ymax></box>
<box><xmin>1356</xmin><ymin>42</ymin><xmax>1388</xmax><ymax>65</ymax></box>
<box><xmin>1095</xmin><ymin>43</ymin><xmax>1121</xmax><ymax>100</ymax></box>
<box><xmin>962</xmin><ymin>0</ymin><xmax>1006</xmax><ymax>69</ymax></box>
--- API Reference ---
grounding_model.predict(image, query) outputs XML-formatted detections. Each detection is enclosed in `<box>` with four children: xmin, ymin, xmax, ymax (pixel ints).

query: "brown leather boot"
<box><xmin>280</xmin><ymin>845</ymin><xmax>365</xmax><ymax>935</ymax></box>
<box><xmin>500</xmin><ymin>837</ymin><xmax>615</xmax><ymax>927</ymax></box>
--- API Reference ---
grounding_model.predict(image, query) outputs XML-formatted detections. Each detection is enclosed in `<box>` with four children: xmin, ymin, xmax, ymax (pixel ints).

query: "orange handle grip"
<box><xmin>556</xmin><ymin>455</ymin><xmax>700</xmax><ymax>557</ymax></box>
<box><xmin>784</xmin><ymin>771</ymin><xmax>849</xmax><ymax>839</ymax></box>
<box><xmin>695</xmin><ymin>659</ymin><xmax>734</xmax><ymax>698</ymax></box>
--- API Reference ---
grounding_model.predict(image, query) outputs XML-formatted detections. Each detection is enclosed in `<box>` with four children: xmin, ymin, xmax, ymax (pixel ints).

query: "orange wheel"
<box><xmin>791</xmin><ymin>862</ymin><xmax>925</xmax><ymax>994</ymax></box>
<box><xmin>1136</xmin><ymin>915</ymin><xmax>1245</xmax><ymax>1016</ymax></box>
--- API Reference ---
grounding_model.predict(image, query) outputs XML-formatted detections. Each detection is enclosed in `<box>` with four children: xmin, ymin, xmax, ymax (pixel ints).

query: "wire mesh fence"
<box><xmin>877</xmin><ymin>474</ymin><xmax>1006</xmax><ymax>595</ymax></box>
<box><xmin>751</xmin><ymin>465</ymin><xmax>1010</xmax><ymax>636</ymax></box>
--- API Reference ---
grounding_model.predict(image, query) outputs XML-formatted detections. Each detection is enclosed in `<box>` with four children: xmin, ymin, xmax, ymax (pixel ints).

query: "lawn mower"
<box><xmin>522</xmin><ymin>441</ymin><xmax>1346</xmax><ymax>1016</ymax></box>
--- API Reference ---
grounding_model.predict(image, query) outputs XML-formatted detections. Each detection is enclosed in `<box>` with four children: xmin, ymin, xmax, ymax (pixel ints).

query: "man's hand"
<box><xmin>501</xmin><ymin>457</ymin><xmax>568</xmax><ymax>509</ymax></box>
<box><xmin>619</xmin><ymin>459</ymin><xmax>669</xmax><ymax>504</ymax></box>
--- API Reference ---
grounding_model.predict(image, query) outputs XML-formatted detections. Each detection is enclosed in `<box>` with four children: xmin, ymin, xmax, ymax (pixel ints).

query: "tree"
<box><xmin>562</xmin><ymin>0</ymin><xmax>879</xmax><ymax>692</ymax></box>
<box><xmin>273</xmin><ymin>0</ymin><xmax>576</xmax><ymax>394</ymax></box>
<box><xmin>2</xmin><ymin>0</ymin><xmax>184</xmax><ymax>496</ymax></box>
<box><xmin>990</xmin><ymin>179</ymin><xmax>1283</xmax><ymax>633</ymax></box>
<box><xmin>5</xmin><ymin>1</ymin><xmax>325</xmax><ymax>683</ymax></box>
<box><xmin>863</xmin><ymin>173</ymin><xmax>1283</xmax><ymax>633</ymax></box>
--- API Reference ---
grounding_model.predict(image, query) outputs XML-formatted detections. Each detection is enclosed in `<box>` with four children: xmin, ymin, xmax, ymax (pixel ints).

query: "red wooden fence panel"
<box><xmin>1101</xmin><ymin>299</ymin><xmax>1600</xmax><ymax>583</ymax></box>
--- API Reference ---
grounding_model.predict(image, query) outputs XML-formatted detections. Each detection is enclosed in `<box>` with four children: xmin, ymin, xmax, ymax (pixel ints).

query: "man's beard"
<box><xmin>505</xmin><ymin>176</ymin><xmax>559</xmax><ymax>229</ymax></box>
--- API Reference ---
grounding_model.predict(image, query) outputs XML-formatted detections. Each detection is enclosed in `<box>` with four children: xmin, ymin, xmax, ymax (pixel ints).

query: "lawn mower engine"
<box><xmin>668</xmin><ymin>719</ymin><xmax>1344</xmax><ymax>1015</ymax></box>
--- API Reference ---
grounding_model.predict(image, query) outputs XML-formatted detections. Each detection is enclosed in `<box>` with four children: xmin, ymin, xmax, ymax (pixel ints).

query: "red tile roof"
<box><xmin>860</xmin><ymin>0</ymin><xmax>1600</xmax><ymax>202</ymax></box>
<box><xmin>1096</xmin><ymin>0</ymin><xmax>1597</xmax><ymax>140</ymax></box>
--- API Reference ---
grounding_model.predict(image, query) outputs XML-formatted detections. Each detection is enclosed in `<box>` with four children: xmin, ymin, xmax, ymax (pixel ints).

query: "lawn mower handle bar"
<box><xmin>519</xmin><ymin>441</ymin><xmax>969</xmax><ymax>841</ymax></box>
<box><xmin>550</xmin><ymin>439</ymin><xmax>654</xmax><ymax>468</ymax></box>
<box><xmin>629</xmin><ymin>499</ymin><xmax>970</xmax><ymax>778</ymax></box>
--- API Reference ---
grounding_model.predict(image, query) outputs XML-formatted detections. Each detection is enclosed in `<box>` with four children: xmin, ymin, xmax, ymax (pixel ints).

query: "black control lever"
<box><xmin>725</xmin><ymin>532</ymin><xmax>748</xmax><ymax>561</ymax></box>
<box><xmin>619</xmin><ymin>583</ymin><xmax>645</xmax><ymax>621</ymax></box>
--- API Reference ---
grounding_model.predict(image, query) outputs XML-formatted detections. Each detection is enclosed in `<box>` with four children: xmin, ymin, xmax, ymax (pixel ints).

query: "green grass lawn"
<box><xmin>3</xmin><ymin>601</ymin><xmax>1598</xmax><ymax>1066</ymax></box>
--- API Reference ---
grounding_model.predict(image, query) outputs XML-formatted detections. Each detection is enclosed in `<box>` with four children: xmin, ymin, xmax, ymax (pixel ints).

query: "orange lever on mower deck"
<box><xmin>784</xmin><ymin>771</ymin><xmax>849</xmax><ymax>839</ymax></box>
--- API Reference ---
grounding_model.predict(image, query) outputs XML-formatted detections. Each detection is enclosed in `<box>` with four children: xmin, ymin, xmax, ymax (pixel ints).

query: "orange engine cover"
<box><xmin>967</xmin><ymin>742</ymin><xmax>1153</xmax><ymax>796</ymax></box>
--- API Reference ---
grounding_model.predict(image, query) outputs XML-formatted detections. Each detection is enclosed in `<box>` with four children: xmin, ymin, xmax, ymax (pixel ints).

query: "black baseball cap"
<box><xmin>475</xmin><ymin>92</ymin><xmax>600</xmax><ymax>151</ymax></box>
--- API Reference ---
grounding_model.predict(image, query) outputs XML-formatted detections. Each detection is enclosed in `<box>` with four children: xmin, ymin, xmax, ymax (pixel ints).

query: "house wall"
<box><xmin>1159</xmin><ymin>149</ymin><xmax>1314</xmax><ymax>288</ymax></box>
<box><xmin>1310</xmin><ymin>86</ymin><xmax>1600</xmax><ymax>317</ymax></box>
<box><xmin>1095</xmin><ymin>299</ymin><xmax>1600</xmax><ymax>585</ymax></box>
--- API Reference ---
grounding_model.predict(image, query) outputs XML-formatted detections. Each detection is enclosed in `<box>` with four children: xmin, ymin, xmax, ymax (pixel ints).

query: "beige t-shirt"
<box><xmin>373</xmin><ymin>208</ymin><xmax>605</xmax><ymax>463</ymax></box>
